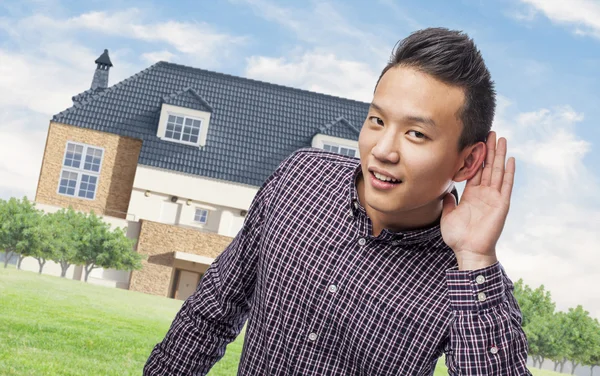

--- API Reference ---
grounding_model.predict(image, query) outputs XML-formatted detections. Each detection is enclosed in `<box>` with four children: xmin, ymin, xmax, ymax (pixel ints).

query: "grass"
<box><xmin>0</xmin><ymin>267</ymin><xmax>567</xmax><ymax>375</ymax></box>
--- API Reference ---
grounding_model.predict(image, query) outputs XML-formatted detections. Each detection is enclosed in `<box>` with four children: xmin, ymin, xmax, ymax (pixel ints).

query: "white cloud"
<box><xmin>510</xmin><ymin>106</ymin><xmax>591</xmax><ymax>185</ymax></box>
<box><xmin>231</xmin><ymin>0</ymin><xmax>392</xmax><ymax>66</ymax></box>
<box><xmin>517</xmin><ymin>0</ymin><xmax>600</xmax><ymax>38</ymax></box>
<box><xmin>142</xmin><ymin>50</ymin><xmax>177</xmax><ymax>64</ymax></box>
<box><xmin>245</xmin><ymin>51</ymin><xmax>377</xmax><ymax>102</ymax></box>
<box><xmin>0</xmin><ymin>112</ymin><xmax>47</xmax><ymax>200</ymax></box>
<box><xmin>11</xmin><ymin>9</ymin><xmax>249</xmax><ymax>67</ymax></box>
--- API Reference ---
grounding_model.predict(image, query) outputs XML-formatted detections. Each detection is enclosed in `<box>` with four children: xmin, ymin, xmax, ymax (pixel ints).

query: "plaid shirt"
<box><xmin>144</xmin><ymin>148</ymin><xmax>531</xmax><ymax>375</ymax></box>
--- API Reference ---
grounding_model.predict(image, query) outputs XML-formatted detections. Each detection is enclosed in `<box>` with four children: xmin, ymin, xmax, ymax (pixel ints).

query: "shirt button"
<box><xmin>358</xmin><ymin>238</ymin><xmax>366</xmax><ymax>246</ymax></box>
<box><xmin>478</xmin><ymin>292</ymin><xmax>487</xmax><ymax>302</ymax></box>
<box><xmin>308</xmin><ymin>332</ymin><xmax>318</xmax><ymax>341</ymax></box>
<box><xmin>353</xmin><ymin>200</ymin><xmax>359</xmax><ymax>210</ymax></box>
<box><xmin>476</xmin><ymin>275</ymin><xmax>486</xmax><ymax>284</ymax></box>
<box><xmin>348</xmin><ymin>209</ymin><xmax>354</xmax><ymax>219</ymax></box>
<box><xmin>490</xmin><ymin>346</ymin><xmax>499</xmax><ymax>354</ymax></box>
<box><xmin>328</xmin><ymin>285</ymin><xmax>338</xmax><ymax>293</ymax></box>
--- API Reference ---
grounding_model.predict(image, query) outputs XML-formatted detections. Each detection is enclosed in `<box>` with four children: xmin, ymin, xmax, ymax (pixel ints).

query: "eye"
<box><xmin>408</xmin><ymin>130</ymin><xmax>427</xmax><ymax>139</ymax></box>
<box><xmin>369</xmin><ymin>116</ymin><xmax>384</xmax><ymax>126</ymax></box>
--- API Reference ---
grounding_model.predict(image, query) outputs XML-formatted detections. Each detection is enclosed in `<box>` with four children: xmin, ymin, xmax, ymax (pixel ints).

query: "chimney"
<box><xmin>91</xmin><ymin>49</ymin><xmax>113</xmax><ymax>90</ymax></box>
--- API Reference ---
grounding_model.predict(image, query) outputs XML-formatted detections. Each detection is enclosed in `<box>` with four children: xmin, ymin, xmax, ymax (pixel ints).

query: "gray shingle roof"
<box><xmin>53</xmin><ymin>61</ymin><xmax>370</xmax><ymax>187</ymax></box>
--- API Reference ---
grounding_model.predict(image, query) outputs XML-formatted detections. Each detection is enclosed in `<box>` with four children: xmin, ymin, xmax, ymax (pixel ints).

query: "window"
<box><xmin>323</xmin><ymin>143</ymin><xmax>357</xmax><ymax>158</ymax></box>
<box><xmin>58</xmin><ymin>142</ymin><xmax>103</xmax><ymax>200</ymax></box>
<box><xmin>165</xmin><ymin>114</ymin><xmax>202</xmax><ymax>144</ymax></box>
<box><xmin>194</xmin><ymin>208</ymin><xmax>209</xmax><ymax>224</ymax></box>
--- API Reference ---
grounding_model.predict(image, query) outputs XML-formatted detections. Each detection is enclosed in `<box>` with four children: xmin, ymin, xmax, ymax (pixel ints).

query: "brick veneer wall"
<box><xmin>129</xmin><ymin>220</ymin><xmax>233</xmax><ymax>296</ymax></box>
<box><xmin>35</xmin><ymin>122</ymin><xmax>142</xmax><ymax>219</ymax></box>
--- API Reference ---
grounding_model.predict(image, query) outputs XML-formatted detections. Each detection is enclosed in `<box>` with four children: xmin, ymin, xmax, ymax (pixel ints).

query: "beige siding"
<box><xmin>35</xmin><ymin>122</ymin><xmax>142</xmax><ymax>219</ymax></box>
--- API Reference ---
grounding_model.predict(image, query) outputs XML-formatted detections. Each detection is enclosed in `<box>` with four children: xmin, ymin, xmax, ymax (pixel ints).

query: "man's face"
<box><xmin>358</xmin><ymin>65</ymin><xmax>468</xmax><ymax>218</ymax></box>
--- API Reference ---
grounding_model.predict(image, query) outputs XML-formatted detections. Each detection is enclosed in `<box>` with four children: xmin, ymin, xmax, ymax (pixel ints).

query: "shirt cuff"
<box><xmin>446</xmin><ymin>261</ymin><xmax>506</xmax><ymax>312</ymax></box>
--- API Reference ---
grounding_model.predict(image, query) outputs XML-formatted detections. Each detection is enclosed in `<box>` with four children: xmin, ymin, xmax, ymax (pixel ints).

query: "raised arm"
<box><xmin>440</xmin><ymin>131</ymin><xmax>531</xmax><ymax>374</ymax></box>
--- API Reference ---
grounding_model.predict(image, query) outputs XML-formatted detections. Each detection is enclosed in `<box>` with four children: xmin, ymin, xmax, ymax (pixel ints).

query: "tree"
<box><xmin>589</xmin><ymin>344</ymin><xmax>600</xmax><ymax>376</ymax></box>
<box><xmin>525</xmin><ymin>313</ymin><xmax>561</xmax><ymax>368</ymax></box>
<box><xmin>32</xmin><ymin>213</ymin><xmax>63</xmax><ymax>274</ymax></box>
<box><xmin>513</xmin><ymin>279</ymin><xmax>556</xmax><ymax>368</ymax></box>
<box><xmin>566</xmin><ymin>306</ymin><xmax>598</xmax><ymax>374</ymax></box>
<box><xmin>50</xmin><ymin>208</ymin><xmax>81</xmax><ymax>277</ymax></box>
<box><xmin>0</xmin><ymin>197</ymin><xmax>42</xmax><ymax>268</ymax></box>
<box><xmin>550</xmin><ymin>312</ymin><xmax>570</xmax><ymax>372</ymax></box>
<box><xmin>73</xmin><ymin>211</ymin><xmax>141</xmax><ymax>282</ymax></box>
<box><xmin>585</xmin><ymin>321</ymin><xmax>600</xmax><ymax>376</ymax></box>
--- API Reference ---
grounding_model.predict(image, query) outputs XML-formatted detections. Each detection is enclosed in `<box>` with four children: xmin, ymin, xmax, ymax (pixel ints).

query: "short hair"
<box><xmin>377</xmin><ymin>27</ymin><xmax>496</xmax><ymax>150</ymax></box>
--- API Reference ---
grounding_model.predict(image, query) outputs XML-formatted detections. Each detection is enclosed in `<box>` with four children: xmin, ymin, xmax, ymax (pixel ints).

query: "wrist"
<box><xmin>455</xmin><ymin>251</ymin><xmax>498</xmax><ymax>271</ymax></box>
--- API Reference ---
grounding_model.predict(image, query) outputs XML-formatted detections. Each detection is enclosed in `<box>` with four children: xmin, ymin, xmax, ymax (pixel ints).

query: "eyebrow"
<box><xmin>370</xmin><ymin>102</ymin><xmax>437</xmax><ymax>129</ymax></box>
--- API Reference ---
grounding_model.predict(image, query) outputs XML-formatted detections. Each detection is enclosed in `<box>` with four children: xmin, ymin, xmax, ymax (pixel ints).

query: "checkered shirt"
<box><xmin>144</xmin><ymin>148</ymin><xmax>531</xmax><ymax>375</ymax></box>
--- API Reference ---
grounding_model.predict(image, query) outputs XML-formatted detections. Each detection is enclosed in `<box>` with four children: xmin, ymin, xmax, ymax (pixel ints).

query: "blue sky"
<box><xmin>0</xmin><ymin>0</ymin><xmax>599</xmax><ymax>318</ymax></box>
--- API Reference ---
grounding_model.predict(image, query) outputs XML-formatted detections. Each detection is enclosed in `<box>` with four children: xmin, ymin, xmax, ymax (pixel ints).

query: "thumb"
<box><xmin>441</xmin><ymin>192</ymin><xmax>457</xmax><ymax>220</ymax></box>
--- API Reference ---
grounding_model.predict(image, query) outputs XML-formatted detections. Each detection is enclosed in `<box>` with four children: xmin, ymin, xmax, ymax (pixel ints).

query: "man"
<box><xmin>145</xmin><ymin>28</ymin><xmax>531</xmax><ymax>375</ymax></box>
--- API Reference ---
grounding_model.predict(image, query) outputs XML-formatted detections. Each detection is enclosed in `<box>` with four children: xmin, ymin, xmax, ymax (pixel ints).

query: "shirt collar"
<box><xmin>347</xmin><ymin>162</ymin><xmax>446</xmax><ymax>246</ymax></box>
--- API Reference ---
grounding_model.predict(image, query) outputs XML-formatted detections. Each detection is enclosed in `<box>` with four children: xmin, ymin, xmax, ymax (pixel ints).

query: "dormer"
<box><xmin>312</xmin><ymin>117</ymin><xmax>360</xmax><ymax>158</ymax></box>
<box><xmin>157</xmin><ymin>87</ymin><xmax>213</xmax><ymax>147</ymax></box>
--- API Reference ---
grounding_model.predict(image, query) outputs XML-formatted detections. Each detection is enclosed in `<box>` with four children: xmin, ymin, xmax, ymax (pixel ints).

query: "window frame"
<box><xmin>322</xmin><ymin>142</ymin><xmax>358</xmax><ymax>158</ymax></box>
<box><xmin>56</xmin><ymin>141</ymin><xmax>105</xmax><ymax>201</ymax></box>
<box><xmin>193</xmin><ymin>208</ymin><xmax>209</xmax><ymax>225</ymax></box>
<box><xmin>163</xmin><ymin>111</ymin><xmax>203</xmax><ymax>147</ymax></box>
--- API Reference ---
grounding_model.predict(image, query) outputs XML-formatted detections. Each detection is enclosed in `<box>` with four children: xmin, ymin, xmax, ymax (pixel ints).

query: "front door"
<box><xmin>175</xmin><ymin>270</ymin><xmax>201</xmax><ymax>300</ymax></box>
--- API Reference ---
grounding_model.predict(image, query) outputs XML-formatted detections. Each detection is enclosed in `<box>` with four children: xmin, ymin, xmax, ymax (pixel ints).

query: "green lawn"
<box><xmin>0</xmin><ymin>267</ymin><xmax>566</xmax><ymax>375</ymax></box>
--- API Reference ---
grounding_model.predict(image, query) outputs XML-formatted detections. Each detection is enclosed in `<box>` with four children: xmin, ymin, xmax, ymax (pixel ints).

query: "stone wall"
<box><xmin>35</xmin><ymin>122</ymin><xmax>142</xmax><ymax>219</ymax></box>
<box><xmin>129</xmin><ymin>220</ymin><xmax>233</xmax><ymax>297</ymax></box>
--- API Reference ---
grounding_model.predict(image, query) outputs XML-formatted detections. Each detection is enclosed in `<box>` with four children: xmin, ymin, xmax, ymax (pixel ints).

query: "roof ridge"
<box><xmin>335</xmin><ymin>116</ymin><xmax>361</xmax><ymax>135</ymax></box>
<box><xmin>185</xmin><ymin>87</ymin><xmax>214</xmax><ymax>112</ymax></box>
<box><xmin>319</xmin><ymin>116</ymin><xmax>360</xmax><ymax>136</ymax></box>
<box><xmin>162</xmin><ymin>86</ymin><xmax>214</xmax><ymax>112</ymax></box>
<box><xmin>156</xmin><ymin>61</ymin><xmax>370</xmax><ymax>106</ymax></box>
<box><xmin>53</xmin><ymin>62</ymin><xmax>162</xmax><ymax>122</ymax></box>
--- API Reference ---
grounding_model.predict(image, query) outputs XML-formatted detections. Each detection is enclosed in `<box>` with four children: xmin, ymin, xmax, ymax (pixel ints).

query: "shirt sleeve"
<box><xmin>443</xmin><ymin>262</ymin><xmax>532</xmax><ymax>375</ymax></box>
<box><xmin>143</xmin><ymin>158</ymin><xmax>287</xmax><ymax>376</ymax></box>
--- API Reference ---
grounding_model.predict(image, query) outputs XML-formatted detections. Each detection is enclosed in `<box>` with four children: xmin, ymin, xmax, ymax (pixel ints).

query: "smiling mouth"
<box><xmin>371</xmin><ymin>171</ymin><xmax>402</xmax><ymax>184</ymax></box>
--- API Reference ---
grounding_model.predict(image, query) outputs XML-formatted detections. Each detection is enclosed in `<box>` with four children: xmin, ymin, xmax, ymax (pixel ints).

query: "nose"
<box><xmin>371</xmin><ymin>130</ymin><xmax>400</xmax><ymax>164</ymax></box>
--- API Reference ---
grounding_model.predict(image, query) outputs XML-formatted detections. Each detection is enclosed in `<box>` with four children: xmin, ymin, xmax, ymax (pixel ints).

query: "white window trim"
<box><xmin>322</xmin><ymin>141</ymin><xmax>358</xmax><ymax>157</ymax></box>
<box><xmin>193</xmin><ymin>208</ymin><xmax>209</xmax><ymax>225</ymax></box>
<box><xmin>157</xmin><ymin>103</ymin><xmax>212</xmax><ymax>148</ymax></box>
<box><xmin>57</xmin><ymin>141</ymin><xmax>105</xmax><ymax>201</ymax></box>
<box><xmin>311</xmin><ymin>134</ymin><xmax>359</xmax><ymax>158</ymax></box>
<box><xmin>162</xmin><ymin>111</ymin><xmax>203</xmax><ymax>146</ymax></box>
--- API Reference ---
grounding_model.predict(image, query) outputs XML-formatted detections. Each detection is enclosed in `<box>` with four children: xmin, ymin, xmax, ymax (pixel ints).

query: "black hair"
<box><xmin>377</xmin><ymin>27</ymin><xmax>496</xmax><ymax>150</ymax></box>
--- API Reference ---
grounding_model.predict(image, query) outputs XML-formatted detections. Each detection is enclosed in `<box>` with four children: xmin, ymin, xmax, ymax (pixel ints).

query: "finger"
<box><xmin>481</xmin><ymin>131</ymin><xmax>496</xmax><ymax>187</ymax></box>
<box><xmin>501</xmin><ymin>157</ymin><xmax>516</xmax><ymax>201</ymax></box>
<box><xmin>466</xmin><ymin>163</ymin><xmax>483</xmax><ymax>187</ymax></box>
<box><xmin>491</xmin><ymin>137</ymin><xmax>507</xmax><ymax>191</ymax></box>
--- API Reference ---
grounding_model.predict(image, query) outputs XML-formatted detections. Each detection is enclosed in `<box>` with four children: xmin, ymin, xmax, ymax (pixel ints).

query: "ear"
<box><xmin>452</xmin><ymin>141</ymin><xmax>486</xmax><ymax>183</ymax></box>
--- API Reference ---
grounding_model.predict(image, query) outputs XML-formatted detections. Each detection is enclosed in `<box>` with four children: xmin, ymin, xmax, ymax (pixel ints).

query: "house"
<box><xmin>27</xmin><ymin>49</ymin><xmax>369</xmax><ymax>300</ymax></box>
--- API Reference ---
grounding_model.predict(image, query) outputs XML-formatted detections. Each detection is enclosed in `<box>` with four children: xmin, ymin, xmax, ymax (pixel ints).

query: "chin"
<box><xmin>364</xmin><ymin>191</ymin><xmax>405</xmax><ymax>214</ymax></box>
